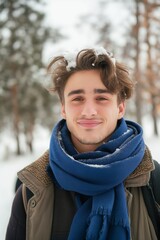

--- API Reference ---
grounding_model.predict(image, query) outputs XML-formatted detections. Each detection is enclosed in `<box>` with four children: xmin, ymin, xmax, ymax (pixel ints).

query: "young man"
<box><xmin>6</xmin><ymin>47</ymin><xmax>160</xmax><ymax>240</ymax></box>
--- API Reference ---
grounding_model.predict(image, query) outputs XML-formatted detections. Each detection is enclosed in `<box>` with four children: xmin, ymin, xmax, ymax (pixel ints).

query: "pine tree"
<box><xmin>0</xmin><ymin>0</ymin><xmax>63</xmax><ymax>154</ymax></box>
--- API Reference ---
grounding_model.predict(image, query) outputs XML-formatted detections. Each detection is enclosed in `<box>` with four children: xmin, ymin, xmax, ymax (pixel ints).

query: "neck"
<box><xmin>71</xmin><ymin>135</ymin><xmax>104</xmax><ymax>153</ymax></box>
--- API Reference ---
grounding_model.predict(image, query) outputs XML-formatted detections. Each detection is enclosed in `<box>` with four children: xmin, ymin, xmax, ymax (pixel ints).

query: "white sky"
<box><xmin>43</xmin><ymin>0</ymin><xmax>99</xmax><ymax>60</ymax></box>
<box><xmin>45</xmin><ymin>0</ymin><xmax>97</xmax><ymax>27</ymax></box>
<box><xmin>43</xmin><ymin>0</ymin><xmax>130</xmax><ymax>62</ymax></box>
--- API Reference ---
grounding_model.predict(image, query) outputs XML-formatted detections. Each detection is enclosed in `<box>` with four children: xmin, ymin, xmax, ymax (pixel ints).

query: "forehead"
<box><xmin>64</xmin><ymin>70</ymin><xmax>107</xmax><ymax>94</ymax></box>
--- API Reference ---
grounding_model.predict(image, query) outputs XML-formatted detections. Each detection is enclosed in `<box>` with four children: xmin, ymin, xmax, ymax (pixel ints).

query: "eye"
<box><xmin>96</xmin><ymin>97</ymin><xmax>108</xmax><ymax>101</ymax></box>
<box><xmin>72</xmin><ymin>96</ymin><xmax>84</xmax><ymax>102</ymax></box>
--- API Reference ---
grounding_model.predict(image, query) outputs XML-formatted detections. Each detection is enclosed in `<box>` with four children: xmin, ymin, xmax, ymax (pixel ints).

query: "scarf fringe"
<box><xmin>86</xmin><ymin>214</ymin><xmax>130</xmax><ymax>240</ymax></box>
<box><xmin>86</xmin><ymin>213</ymin><xmax>109</xmax><ymax>240</ymax></box>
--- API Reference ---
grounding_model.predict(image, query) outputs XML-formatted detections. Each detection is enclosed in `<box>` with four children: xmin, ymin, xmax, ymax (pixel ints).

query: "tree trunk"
<box><xmin>25</xmin><ymin>114</ymin><xmax>34</xmax><ymax>153</ymax></box>
<box><xmin>144</xmin><ymin>0</ymin><xmax>159</xmax><ymax>135</ymax></box>
<box><xmin>151</xmin><ymin>95</ymin><xmax>158</xmax><ymax>135</ymax></box>
<box><xmin>10</xmin><ymin>84</ymin><xmax>21</xmax><ymax>155</ymax></box>
<box><xmin>134</xmin><ymin>0</ymin><xmax>143</xmax><ymax>125</ymax></box>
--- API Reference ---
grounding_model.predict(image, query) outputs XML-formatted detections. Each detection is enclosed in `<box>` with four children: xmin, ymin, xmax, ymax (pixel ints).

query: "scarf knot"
<box><xmin>49</xmin><ymin>118</ymin><xmax>145</xmax><ymax>239</ymax></box>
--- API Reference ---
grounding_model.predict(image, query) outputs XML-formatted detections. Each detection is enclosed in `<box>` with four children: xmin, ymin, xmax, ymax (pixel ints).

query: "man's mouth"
<box><xmin>77</xmin><ymin>119</ymin><xmax>102</xmax><ymax>128</ymax></box>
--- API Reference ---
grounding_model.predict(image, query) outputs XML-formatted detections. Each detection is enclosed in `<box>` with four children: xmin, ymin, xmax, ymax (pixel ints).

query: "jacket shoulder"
<box><xmin>150</xmin><ymin>160</ymin><xmax>160</xmax><ymax>204</ymax></box>
<box><xmin>18</xmin><ymin>150</ymin><xmax>52</xmax><ymax>188</ymax></box>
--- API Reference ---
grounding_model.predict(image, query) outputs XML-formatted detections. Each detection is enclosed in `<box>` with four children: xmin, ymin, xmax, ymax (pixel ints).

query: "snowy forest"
<box><xmin>0</xmin><ymin>0</ymin><xmax>160</xmax><ymax>156</ymax></box>
<box><xmin>0</xmin><ymin>0</ymin><xmax>160</xmax><ymax>239</ymax></box>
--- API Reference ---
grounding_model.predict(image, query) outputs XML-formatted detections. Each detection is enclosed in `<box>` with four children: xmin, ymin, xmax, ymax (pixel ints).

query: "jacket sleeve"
<box><xmin>142</xmin><ymin>160</ymin><xmax>160</xmax><ymax>240</ymax></box>
<box><xmin>5</xmin><ymin>185</ymin><xmax>26</xmax><ymax>240</ymax></box>
<box><xmin>151</xmin><ymin>160</ymin><xmax>160</xmax><ymax>204</ymax></box>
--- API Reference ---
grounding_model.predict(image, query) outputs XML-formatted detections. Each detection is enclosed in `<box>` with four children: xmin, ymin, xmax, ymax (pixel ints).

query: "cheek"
<box><xmin>107</xmin><ymin>107</ymin><xmax>120</xmax><ymax>120</ymax></box>
<box><xmin>61</xmin><ymin>104</ymin><xmax>78</xmax><ymax>119</ymax></box>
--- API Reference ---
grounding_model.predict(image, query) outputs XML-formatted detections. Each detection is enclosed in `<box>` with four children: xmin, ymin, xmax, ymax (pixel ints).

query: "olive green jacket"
<box><xmin>18</xmin><ymin>148</ymin><xmax>156</xmax><ymax>240</ymax></box>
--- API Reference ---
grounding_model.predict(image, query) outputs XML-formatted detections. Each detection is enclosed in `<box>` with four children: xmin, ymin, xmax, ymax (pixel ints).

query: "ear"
<box><xmin>61</xmin><ymin>103</ymin><xmax>66</xmax><ymax>119</ymax></box>
<box><xmin>118</xmin><ymin>101</ymin><xmax>126</xmax><ymax>119</ymax></box>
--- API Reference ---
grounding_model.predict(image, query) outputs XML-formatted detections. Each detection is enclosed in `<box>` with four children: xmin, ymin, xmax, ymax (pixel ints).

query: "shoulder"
<box><xmin>18</xmin><ymin>150</ymin><xmax>52</xmax><ymax>193</ymax></box>
<box><xmin>152</xmin><ymin>160</ymin><xmax>160</xmax><ymax>173</ymax></box>
<box><xmin>150</xmin><ymin>160</ymin><xmax>160</xmax><ymax>203</ymax></box>
<box><xmin>150</xmin><ymin>160</ymin><xmax>160</xmax><ymax>184</ymax></box>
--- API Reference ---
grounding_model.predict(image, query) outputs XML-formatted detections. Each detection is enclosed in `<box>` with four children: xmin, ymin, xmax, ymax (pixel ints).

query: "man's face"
<box><xmin>61</xmin><ymin>70</ymin><xmax>125</xmax><ymax>153</ymax></box>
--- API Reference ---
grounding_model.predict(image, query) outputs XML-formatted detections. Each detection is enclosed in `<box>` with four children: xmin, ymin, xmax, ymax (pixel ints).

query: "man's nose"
<box><xmin>81</xmin><ymin>100</ymin><xmax>97</xmax><ymax>117</ymax></box>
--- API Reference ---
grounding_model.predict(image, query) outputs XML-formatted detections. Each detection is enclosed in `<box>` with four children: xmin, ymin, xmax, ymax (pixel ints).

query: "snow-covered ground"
<box><xmin>0</xmin><ymin>127</ymin><xmax>50</xmax><ymax>239</ymax></box>
<box><xmin>0</xmin><ymin>123</ymin><xmax>159</xmax><ymax>240</ymax></box>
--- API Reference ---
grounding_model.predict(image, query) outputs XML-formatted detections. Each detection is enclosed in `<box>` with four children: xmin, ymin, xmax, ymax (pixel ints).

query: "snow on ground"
<box><xmin>0</xmin><ymin>126</ymin><xmax>50</xmax><ymax>239</ymax></box>
<box><xmin>0</xmin><ymin>123</ymin><xmax>159</xmax><ymax>240</ymax></box>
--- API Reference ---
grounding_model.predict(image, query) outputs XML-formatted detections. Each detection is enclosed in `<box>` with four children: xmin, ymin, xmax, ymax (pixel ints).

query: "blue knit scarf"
<box><xmin>49</xmin><ymin>118</ymin><xmax>145</xmax><ymax>240</ymax></box>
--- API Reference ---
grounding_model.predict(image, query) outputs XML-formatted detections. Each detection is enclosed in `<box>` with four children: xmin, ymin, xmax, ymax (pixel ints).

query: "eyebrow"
<box><xmin>94</xmin><ymin>89</ymin><xmax>111</xmax><ymax>94</ymax></box>
<box><xmin>67</xmin><ymin>89</ymin><xmax>84</xmax><ymax>96</ymax></box>
<box><xmin>67</xmin><ymin>88</ymin><xmax>111</xmax><ymax>97</ymax></box>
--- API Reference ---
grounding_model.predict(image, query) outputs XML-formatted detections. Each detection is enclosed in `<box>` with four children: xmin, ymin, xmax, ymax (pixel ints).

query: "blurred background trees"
<box><xmin>121</xmin><ymin>0</ymin><xmax>160</xmax><ymax>134</ymax></box>
<box><xmin>0</xmin><ymin>0</ymin><xmax>159</xmax><ymax>156</ymax></box>
<box><xmin>78</xmin><ymin>0</ymin><xmax>160</xmax><ymax>134</ymax></box>
<box><xmin>0</xmin><ymin>0</ymin><xmax>63</xmax><ymax>154</ymax></box>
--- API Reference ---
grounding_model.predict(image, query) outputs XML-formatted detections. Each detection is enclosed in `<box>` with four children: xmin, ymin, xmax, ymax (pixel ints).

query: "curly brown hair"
<box><xmin>47</xmin><ymin>48</ymin><xmax>134</xmax><ymax>103</ymax></box>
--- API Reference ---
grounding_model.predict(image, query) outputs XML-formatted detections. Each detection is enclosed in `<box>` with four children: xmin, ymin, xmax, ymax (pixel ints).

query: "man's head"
<box><xmin>48</xmin><ymin>47</ymin><xmax>134</xmax><ymax>152</ymax></box>
<box><xmin>48</xmin><ymin>47</ymin><xmax>134</xmax><ymax>104</ymax></box>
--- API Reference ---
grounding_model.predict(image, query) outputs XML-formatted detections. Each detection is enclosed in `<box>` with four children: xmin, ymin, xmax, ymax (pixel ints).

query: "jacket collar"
<box><xmin>125</xmin><ymin>146</ymin><xmax>154</xmax><ymax>187</ymax></box>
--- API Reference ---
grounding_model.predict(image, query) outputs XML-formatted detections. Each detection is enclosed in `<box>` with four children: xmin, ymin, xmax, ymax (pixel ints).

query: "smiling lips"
<box><xmin>77</xmin><ymin>119</ymin><xmax>102</xmax><ymax>128</ymax></box>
